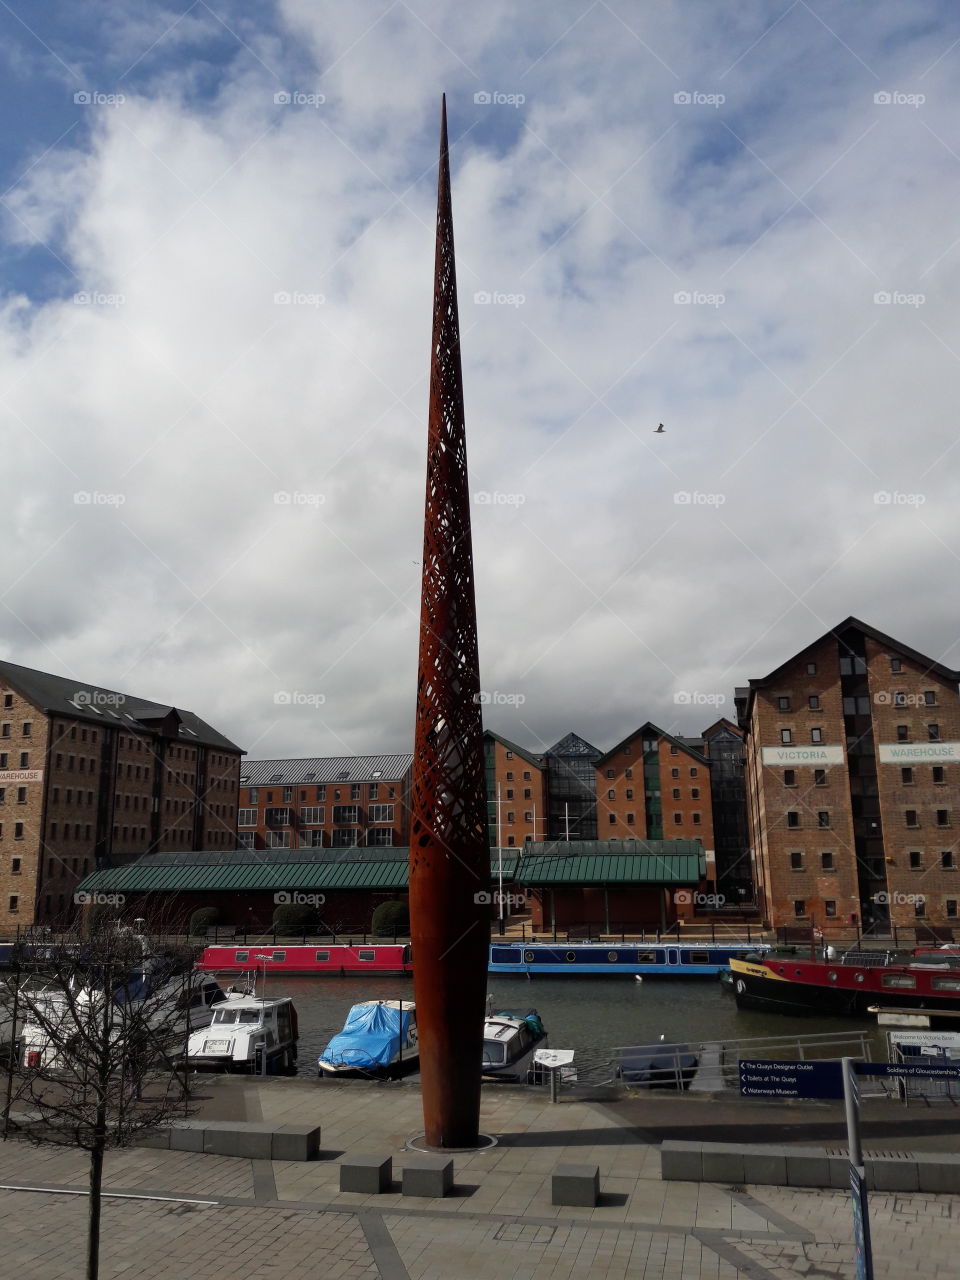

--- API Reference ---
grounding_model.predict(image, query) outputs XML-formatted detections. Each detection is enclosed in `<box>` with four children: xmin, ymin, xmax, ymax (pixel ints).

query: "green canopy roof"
<box><xmin>75</xmin><ymin>840</ymin><xmax>702</xmax><ymax>896</ymax></box>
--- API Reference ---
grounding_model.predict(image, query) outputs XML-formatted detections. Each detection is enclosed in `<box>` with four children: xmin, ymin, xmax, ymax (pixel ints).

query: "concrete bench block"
<box><xmin>552</xmin><ymin>1163</ymin><xmax>600</xmax><ymax>1207</ymax></box>
<box><xmin>271</xmin><ymin>1123</ymin><xmax>321</xmax><ymax>1162</ymax></box>
<box><xmin>917</xmin><ymin>1154</ymin><xmax>960</xmax><ymax>1194</ymax></box>
<box><xmin>866</xmin><ymin>1154</ymin><xmax>919</xmax><ymax>1192</ymax></box>
<box><xmin>702</xmin><ymin>1147</ymin><xmax>745</xmax><ymax>1184</ymax></box>
<box><xmin>203</xmin><ymin>1122</ymin><xmax>274</xmax><ymax>1160</ymax></box>
<box><xmin>341</xmin><ymin>1154</ymin><xmax>392</xmax><ymax>1194</ymax></box>
<box><xmin>403</xmin><ymin>1155</ymin><xmax>454</xmax><ymax>1198</ymax></box>
<box><xmin>738</xmin><ymin>1144</ymin><xmax>787</xmax><ymax>1186</ymax></box>
<box><xmin>136</xmin><ymin>1129</ymin><xmax>171</xmax><ymax>1150</ymax></box>
<box><xmin>785</xmin><ymin>1150</ymin><xmax>831</xmax><ymax>1187</ymax></box>
<box><xmin>659</xmin><ymin>1141</ymin><xmax>703</xmax><ymax>1182</ymax></box>
<box><xmin>827</xmin><ymin>1155</ymin><xmax>852</xmax><ymax>1189</ymax></box>
<box><xmin>168</xmin><ymin>1123</ymin><xmax>205</xmax><ymax>1153</ymax></box>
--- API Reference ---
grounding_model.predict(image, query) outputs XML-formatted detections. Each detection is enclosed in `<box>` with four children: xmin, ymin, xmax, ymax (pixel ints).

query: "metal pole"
<box><xmin>842</xmin><ymin>1056</ymin><xmax>862</xmax><ymax>1168</ymax></box>
<box><xmin>497</xmin><ymin>784</ymin><xmax>504</xmax><ymax>923</ymax></box>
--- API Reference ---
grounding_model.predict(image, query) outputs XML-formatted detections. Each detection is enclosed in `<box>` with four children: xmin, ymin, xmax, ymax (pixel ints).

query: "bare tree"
<box><xmin>0</xmin><ymin>921</ymin><xmax>198</xmax><ymax>1280</ymax></box>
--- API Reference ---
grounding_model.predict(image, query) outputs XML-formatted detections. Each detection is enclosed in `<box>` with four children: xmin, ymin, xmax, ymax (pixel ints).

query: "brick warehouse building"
<box><xmin>484</xmin><ymin>726</ymin><xmax>723</xmax><ymax>875</ymax></box>
<box><xmin>0</xmin><ymin>660</ymin><xmax>242</xmax><ymax>932</ymax></box>
<box><xmin>237</xmin><ymin>755</ymin><xmax>413</xmax><ymax>849</ymax></box>
<box><xmin>736</xmin><ymin>617</ymin><xmax>960</xmax><ymax>934</ymax></box>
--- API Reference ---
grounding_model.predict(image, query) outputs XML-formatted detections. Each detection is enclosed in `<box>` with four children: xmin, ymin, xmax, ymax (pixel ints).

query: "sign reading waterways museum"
<box><xmin>761</xmin><ymin>745</ymin><xmax>845</xmax><ymax>767</ymax></box>
<box><xmin>877</xmin><ymin>742</ymin><xmax>960</xmax><ymax>764</ymax></box>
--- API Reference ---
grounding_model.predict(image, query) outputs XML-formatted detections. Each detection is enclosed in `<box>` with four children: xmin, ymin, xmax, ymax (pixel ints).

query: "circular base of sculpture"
<box><xmin>405</xmin><ymin>1132</ymin><xmax>498</xmax><ymax>1154</ymax></box>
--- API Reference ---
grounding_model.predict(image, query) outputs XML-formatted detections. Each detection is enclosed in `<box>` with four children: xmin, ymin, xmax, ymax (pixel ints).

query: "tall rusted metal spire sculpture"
<box><xmin>409</xmin><ymin>95</ymin><xmax>491</xmax><ymax>1150</ymax></box>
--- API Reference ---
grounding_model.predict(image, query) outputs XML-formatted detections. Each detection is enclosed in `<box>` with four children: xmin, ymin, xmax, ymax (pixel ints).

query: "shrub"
<box><xmin>371</xmin><ymin>900</ymin><xmax>410</xmax><ymax>937</ymax></box>
<box><xmin>188</xmin><ymin>906</ymin><xmax>221</xmax><ymax>937</ymax></box>
<box><xmin>272</xmin><ymin>903</ymin><xmax>319</xmax><ymax>937</ymax></box>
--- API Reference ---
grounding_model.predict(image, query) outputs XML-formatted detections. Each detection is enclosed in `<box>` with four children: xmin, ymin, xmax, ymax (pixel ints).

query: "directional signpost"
<box><xmin>738</xmin><ymin>1058</ymin><xmax>845</xmax><ymax>1099</ymax></box>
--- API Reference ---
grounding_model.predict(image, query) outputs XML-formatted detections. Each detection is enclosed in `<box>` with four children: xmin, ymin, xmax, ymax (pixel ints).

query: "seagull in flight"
<box><xmin>655</xmin><ymin>423</ymin><xmax>665</xmax><ymax>433</ymax></box>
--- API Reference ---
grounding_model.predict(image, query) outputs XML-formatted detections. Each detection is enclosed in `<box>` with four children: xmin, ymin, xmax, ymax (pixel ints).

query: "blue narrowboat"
<box><xmin>488</xmin><ymin>941</ymin><xmax>767</xmax><ymax>976</ymax></box>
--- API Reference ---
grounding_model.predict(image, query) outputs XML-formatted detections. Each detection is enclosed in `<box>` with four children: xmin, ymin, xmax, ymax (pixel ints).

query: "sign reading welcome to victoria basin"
<box><xmin>877</xmin><ymin>742</ymin><xmax>960</xmax><ymax>764</ymax></box>
<box><xmin>0</xmin><ymin>769</ymin><xmax>43</xmax><ymax>784</ymax></box>
<box><xmin>761</xmin><ymin>745</ymin><xmax>845</xmax><ymax>767</ymax></box>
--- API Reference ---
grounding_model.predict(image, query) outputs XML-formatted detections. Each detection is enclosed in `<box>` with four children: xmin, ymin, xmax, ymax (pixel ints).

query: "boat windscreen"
<box><xmin>482</xmin><ymin>1041</ymin><xmax>507</xmax><ymax>1065</ymax></box>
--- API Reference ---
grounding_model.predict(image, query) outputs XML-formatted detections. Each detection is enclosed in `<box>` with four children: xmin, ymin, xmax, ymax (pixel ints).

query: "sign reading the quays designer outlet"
<box><xmin>877</xmin><ymin>742</ymin><xmax>960</xmax><ymax>764</ymax></box>
<box><xmin>761</xmin><ymin>745</ymin><xmax>845</xmax><ymax>767</ymax></box>
<box><xmin>0</xmin><ymin>769</ymin><xmax>43</xmax><ymax>784</ymax></box>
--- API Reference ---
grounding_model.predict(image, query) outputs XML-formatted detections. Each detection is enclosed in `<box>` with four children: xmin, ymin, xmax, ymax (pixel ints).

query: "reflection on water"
<box><xmin>222</xmin><ymin>972</ymin><xmax>884</xmax><ymax>1076</ymax></box>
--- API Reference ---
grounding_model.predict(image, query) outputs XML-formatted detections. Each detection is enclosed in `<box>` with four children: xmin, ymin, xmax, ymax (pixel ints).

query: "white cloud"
<box><xmin>2</xmin><ymin>1</ymin><xmax>960</xmax><ymax>760</ymax></box>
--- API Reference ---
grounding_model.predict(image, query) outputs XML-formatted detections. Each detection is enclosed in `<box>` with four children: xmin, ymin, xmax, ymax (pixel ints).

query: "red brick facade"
<box><xmin>0</xmin><ymin>666</ymin><xmax>241</xmax><ymax>933</ymax></box>
<box><xmin>740</xmin><ymin>619</ymin><xmax>960</xmax><ymax>932</ymax></box>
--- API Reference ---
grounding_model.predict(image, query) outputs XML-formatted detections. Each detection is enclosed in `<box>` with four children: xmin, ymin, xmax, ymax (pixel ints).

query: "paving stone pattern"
<box><xmin>0</xmin><ymin>1079</ymin><xmax>957</xmax><ymax>1278</ymax></box>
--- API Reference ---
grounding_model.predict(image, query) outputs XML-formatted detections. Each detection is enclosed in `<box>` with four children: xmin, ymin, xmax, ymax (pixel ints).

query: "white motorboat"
<box><xmin>481</xmin><ymin>1009</ymin><xmax>547</xmax><ymax>1082</ymax></box>
<box><xmin>20</xmin><ymin>970</ymin><xmax>224</xmax><ymax>1071</ymax></box>
<box><xmin>184</xmin><ymin>988</ymin><xmax>298</xmax><ymax>1073</ymax></box>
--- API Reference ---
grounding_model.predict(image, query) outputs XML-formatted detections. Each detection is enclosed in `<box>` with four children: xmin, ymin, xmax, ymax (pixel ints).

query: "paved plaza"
<box><xmin>0</xmin><ymin>1077</ymin><xmax>957</xmax><ymax>1279</ymax></box>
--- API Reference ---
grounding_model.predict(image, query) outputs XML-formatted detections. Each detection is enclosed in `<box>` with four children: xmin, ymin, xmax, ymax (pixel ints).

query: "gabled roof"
<box><xmin>483</xmin><ymin>731</ymin><xmax>544</xmax><ymax>770</ymax></box>
<box><xmin>240</xmin><ymin>755</ymin><xmax>413</xmax><ymax>787</ymax></box>
<box><xmin>545</xmin><ymin>732</ymin><xmax>601</xmax><ymax>758</ymax></box>
<box><xmin>595</xmin><ymin>722</ymin><xmax>710</xmax><ymax>768</ymax></box>
<box><xmin>700</xmin><ymin>718</ymin><xmax>743</xmax><ymax>740</ymax></box>
<box><xmin>0</xmin><ymin>659</ymin><xmax>242</xmax><ymax>753</ymax></box>
<box><xmin>739</xmin><ymin>617</ymin><xmax>960</xmax><ymax>725</ymax></box>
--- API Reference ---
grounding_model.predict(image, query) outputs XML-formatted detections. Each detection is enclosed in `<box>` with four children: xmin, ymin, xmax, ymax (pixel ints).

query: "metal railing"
<box><xmin>531</xmin><ymin>1028</ymin><xmax>875</xmax><ymax>1095</ymax></box>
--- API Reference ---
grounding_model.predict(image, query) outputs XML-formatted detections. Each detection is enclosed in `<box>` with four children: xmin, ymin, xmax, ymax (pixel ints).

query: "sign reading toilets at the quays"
<box><xmin>761</xmin><ymin>745</ymin><xmax>845</xmax><ymax>767</ymax></box>
<box><xmin>877</xmin><ymin>742</ymin><xmax>960</xmax><ymax>764</ymax></box>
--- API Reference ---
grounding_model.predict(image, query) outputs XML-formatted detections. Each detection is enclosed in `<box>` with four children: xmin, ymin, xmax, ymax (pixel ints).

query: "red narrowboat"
<box><xmin>196</xmin><ymin>943</ymin><xmax>413</xmax><ymax>977</ymax></box>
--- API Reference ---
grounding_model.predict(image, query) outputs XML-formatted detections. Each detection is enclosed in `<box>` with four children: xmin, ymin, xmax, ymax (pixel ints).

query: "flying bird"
<box><xmin>655</xmin><ymin>423</ymin><xmax>665</xmax><ymax>433</ymax></box>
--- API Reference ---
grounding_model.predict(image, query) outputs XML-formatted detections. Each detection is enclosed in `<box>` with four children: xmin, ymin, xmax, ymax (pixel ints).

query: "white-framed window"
<box><xmin>367</xmin><ymin>828</ymin><xmax>394</xmax><ymax>846</ymax></box>
<box><xmin>368</xmin><ymin>804</ymin><xmax>395</xmax><ymax>823</ymax></box>
<box><xmin>267</xmin><ymin>830</ymin><xmax>291</xmax><ymax>848</ymax></box>
<box><xmin>300</xmin><ymin>806</ymin><xmax>325</xmax><ymax>824</ymax></box>
<box><xmin>237</xmin><ymin>831</ymin><xmax>255</xmax><ymax>848</ymax></box>
<box><xmin>238</xmin><ymin>808</ymin><xmax>257</xmax><ymax>826</ymax></box>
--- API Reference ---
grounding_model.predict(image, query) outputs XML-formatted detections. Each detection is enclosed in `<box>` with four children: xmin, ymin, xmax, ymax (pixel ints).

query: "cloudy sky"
<box><xmin>1</xmin><ymin>1</ymin><xmax>959</xmax><ymax>762</ymax></box>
